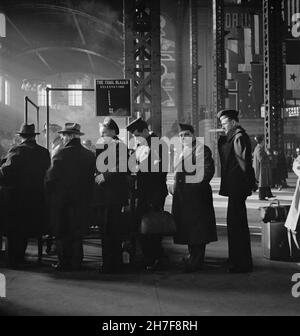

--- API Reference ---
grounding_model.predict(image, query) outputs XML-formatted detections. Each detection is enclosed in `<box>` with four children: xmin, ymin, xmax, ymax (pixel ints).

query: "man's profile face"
<box><xmin>220</xmin><ymin>116</ymin><xmax>235</xmax><ymax>135</ymax></box>
<box><xmin>60</xmin><ymin>133</ymin><xmax>73</xmax><ymax>145</ymax></box>
<box><xmin>179</xmin><ymin>130</ymin><xmax>194</xmax><ymax>146</ymax></box>
<box><xmin>99</xmin><ymin>127</ymin><xmax>115</xmax><ymax>144</ymax></box>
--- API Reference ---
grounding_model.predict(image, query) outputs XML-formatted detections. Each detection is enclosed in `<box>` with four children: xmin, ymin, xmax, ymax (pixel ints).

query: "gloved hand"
<box><xmin>95</xmin><ymin>174</ymin><xmax>105</xmax><ymax>184</ymax></box>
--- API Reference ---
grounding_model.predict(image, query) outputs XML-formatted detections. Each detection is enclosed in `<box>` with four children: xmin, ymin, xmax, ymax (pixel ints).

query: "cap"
<box><xmin>101</xmin><ymin>117</ymin><xmax>119</xmax><ymax>135</ymax></box>
<box><xmin>178</xmin><ymin>123</ymin><xmax>194</xmax><ymax>134</ymax></box>
<box><xmin>126</xmin><ymin>117</ymin><xmax>148</xmax><ymax>133</ymax></box>
<box><xmin>217</xmin><ymin>109</ymin><xmax>239</xmax><ymax>120</ymax></box>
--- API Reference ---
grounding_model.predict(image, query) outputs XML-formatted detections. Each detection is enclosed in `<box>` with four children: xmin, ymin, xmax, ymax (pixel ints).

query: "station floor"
<box><xmin>0</xmin><ymin>174</ymin><xmax>299</xmax><ymax>316</ymax></box>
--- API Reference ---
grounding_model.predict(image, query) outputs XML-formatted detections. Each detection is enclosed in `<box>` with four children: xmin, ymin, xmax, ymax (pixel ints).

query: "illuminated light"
<box><xmin>0</xmin><ymin>13</ymin><xmax>5</xmax><ymax>37</ymax></box>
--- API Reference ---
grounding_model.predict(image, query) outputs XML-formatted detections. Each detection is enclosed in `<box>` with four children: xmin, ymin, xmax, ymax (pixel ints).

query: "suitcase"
<box><xmin>261</xmin><ymin>221</ymin><xmax>290</xmax><ymax>261</ymax></box>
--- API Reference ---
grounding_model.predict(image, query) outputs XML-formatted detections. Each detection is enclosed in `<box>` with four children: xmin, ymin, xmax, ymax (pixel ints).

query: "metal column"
<box><xmin>212</xmin><ymin>0</ymin><xmax>225</xmax><ymax>176</ymax></box>
<box><xmin>263</xmin><ymin>0</ymin><xmax>284</xmax><ymax>152</ymax></box>
<box><xmin>124</xmin><ymin>0</ymin><xmax>162</xmax><ymax>135</ymax></box>
<box><xmin>190</xmin><ymin>0</ymin><xmax>199</xmax><ymax>136</ymax></box>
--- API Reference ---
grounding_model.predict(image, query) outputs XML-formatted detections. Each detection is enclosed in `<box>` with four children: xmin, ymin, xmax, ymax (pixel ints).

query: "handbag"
<box><xmin>260</xmin><ymin>200</ymin><xmax>290</xmax><ymax>223</ymax></box>
<box><xmin>140</xmin><ymin>210</ymin><xmax>176</xmax><ymax>236</ymax></box>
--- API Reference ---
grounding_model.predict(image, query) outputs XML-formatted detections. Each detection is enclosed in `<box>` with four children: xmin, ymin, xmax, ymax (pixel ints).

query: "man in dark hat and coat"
<box><xmin>0</xmin><ymin>123</ymin><xmax>50</xmax><ymax>268</ymax></box>
<box><xmin>45</xmin><ymin>123</ymin><xmax>95</xmax><ymax>270</ymax></box>
<box><xmin>94</xmin><ymin>117</ymin><xmax>129</xmax><ymax>273</ymax></box>
<box><xmin>126</xmin><ymin>117</ymin><xmax>168</xmax><ymax>270</ymax></box>
<box><xmin>171</xmin><ymin>123</ymin><xmax>217</xmax><ymax>272</ymax></box>
<box><xmin>217</xmin><ymin>109</ymin><xmax>255</xmax><ymax>273</ymax></box>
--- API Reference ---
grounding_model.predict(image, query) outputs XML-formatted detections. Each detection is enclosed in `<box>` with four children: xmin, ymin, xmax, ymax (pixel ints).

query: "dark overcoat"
<box><xmin>45</xmin><ymin>138</ymin><xmax>95</xmax><ymax>238</ymax></box>
<box><xmin>0</xmin><ymin>139</ymin><xmax>51</xmax><ymax>236</ymax></box>
<box><xmin>135</xmin><ymin>133</ymin><xmax>168</xmax><ymax>214</ymax></box>
<box><xmin>93</xmin><ymin>137</ymin><xmax>130</xmax><ymax>236</ymax></box>
<box><xmin>218</xmin><ymin>126</ymin><xmax>255</xmax><ymax>198</ymax></box>
<box><xmin>172</xmin><ymin>143</ymin><xmax>217</xmax><ymax>245</ymax></box>
<box><xmin>252</xmin><ymin>143</ymin><xmax>272</xmax><ymax>188</ymax></box>
<box><xmin>94</xmin><ymin>137</ymin><xmax>129</xmax><ymax>207</ymax></box>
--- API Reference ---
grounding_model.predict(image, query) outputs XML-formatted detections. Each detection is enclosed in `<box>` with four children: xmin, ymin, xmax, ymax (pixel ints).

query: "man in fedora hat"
<box><xmin>45</xmin><ymin>123</ymin><xmax>95</xmax><ymax>271</ymax></box>
<box><xmin>0</xmin><ymin>123</ymin><xmax>51</xmax><ymax>268</ymax></box>
<box><xmin>217</xmin><ymin>109</ymin><xmax>255</xmax><ymax>273</ymax></box>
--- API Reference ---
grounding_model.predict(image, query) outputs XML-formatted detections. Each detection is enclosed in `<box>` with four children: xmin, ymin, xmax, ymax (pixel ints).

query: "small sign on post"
<box><xmin>95</xmin><ymin>79</ymin><xmax>132</xmax><ymax>117</ymax></box>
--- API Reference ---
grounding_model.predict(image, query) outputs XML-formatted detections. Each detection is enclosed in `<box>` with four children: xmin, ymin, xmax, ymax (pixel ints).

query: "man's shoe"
<box><xmin>51</xmin><ymin>262</ymin><xmax>72</xmax><ymax>271</ymax></box>
<box><xmin>259</xmin><ymin>198</ymin><xmax>268</xmax><ymax>201</ymax></box>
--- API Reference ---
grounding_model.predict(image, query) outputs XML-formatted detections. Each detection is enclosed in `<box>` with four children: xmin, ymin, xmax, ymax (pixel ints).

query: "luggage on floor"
<box><xmin>261</xmin><ymin>221</ymin><xmax>290</xmax><ymax>261</ymax></box>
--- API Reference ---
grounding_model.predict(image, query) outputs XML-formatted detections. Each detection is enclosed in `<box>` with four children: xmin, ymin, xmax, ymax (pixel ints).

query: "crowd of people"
<box><xmin>0</xmin><ymin>108</ymin><xmax>296</xmax><ymax>274</ymax></box>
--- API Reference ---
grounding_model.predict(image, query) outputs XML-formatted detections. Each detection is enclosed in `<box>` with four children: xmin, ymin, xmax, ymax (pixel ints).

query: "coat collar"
<box><xmin>20</xmin><ymin>138</ymin><xmax>37</xmax><ymax>147</ymax></box>
<box><xmin>226</xmin><ymin>125</ymin><xmax>244</xmax><ymax>142</ymax></box>
<box><xmin>64</xmin><ymin>138</ymin><xmax>82</xmax><ymax>147</ymax></box>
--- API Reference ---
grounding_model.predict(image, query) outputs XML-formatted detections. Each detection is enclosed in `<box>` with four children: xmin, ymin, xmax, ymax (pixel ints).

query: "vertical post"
<box><xmin>212</xmin><ymin>0</ymin><xmax>225</xmax><ymax>176</ymax></box>
<box><xmin>46</xmin><ymin>87</ymin><xmax>50</xmax><ymax>150</ymax></box>
<box><xmin>124</xmin><ymin>0</ymin><xmax>162</xmax><ymax>135</ymax></box>
<box><xmin>189</xmin><ymin>0</ymin><xmax>199</xmax><ymax>136</ymax></box>
<box><xmin>175</xmin><ymin>0</ymin><xmax>185</xmax><ymax>123</ymax></box>
<box><xmin>24</xmin><ymin>96</ymin><xmax>28</xmax><ymax>123</ymax></box>
<box><xmin>36</xmin><ymin>106</ymin><xmax>40</xmax><ymax>143</ymax></box>
<box><xmin>263</xmin><ymin>0</ymin><xmax>284</xmax><ymax>153</ymax></box>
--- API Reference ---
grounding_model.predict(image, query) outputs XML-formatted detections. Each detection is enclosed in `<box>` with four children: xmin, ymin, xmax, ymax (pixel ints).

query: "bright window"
<box><xmin>68</xmin><ymin>84</ymin><xmax>82</xmax><ymax>106</ymax></box>
<box><xmin>38</xmin><ymin>84</ymin><xmax>52</xmax><ymax>106</ymax></box>
<box><xmin>0</xmin><ymin>76</ymin><xmax>2</xmax><ymax>103</ymax></box>
<box><xmin>4</xmin><ymin>80</ymin><xmax>10</xmax><ymax>105</ymax></box>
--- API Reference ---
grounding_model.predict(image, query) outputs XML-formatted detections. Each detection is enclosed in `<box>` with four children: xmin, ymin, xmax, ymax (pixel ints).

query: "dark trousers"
<box><xmin>227</xmin><ymin>196</ymin><xmax>253</xmax><ymax>271</ymax></box>
<box><xmin>55</xmin><ymin>205</ymin><xmax>86</xmax><ymax>269</ymax></box>
<box><xmin>6</xmin><ymin>233</ymin><xmax>28</xmax><ymax>266</ymax></box>
<box><xmin>259</xmin><ymin>187</ymin><xmax>273</xmax><ymax>199</ymax></box>
<box><xmin>100</xmin><ymin>205</ymin><xmax>124</xmax><ymax>273</ymax></box>
<box><xmin>56</xmin><ymin>238</ymin><xmax>83</xmax><ymax>269</ymax></box>
<box><xmin>137</xmin><ymin>196</ymin><xmax>166</xmax><ymax>267</ymax></box>
<box><xmin>140</xmin><ymin>234</ymin><xmax>163</xmax><ymax>266</ymax></box>
<box><xmin>187</xmin><ymin>244</ymin><xmax>206</xmax><ymax>269</ymax></box>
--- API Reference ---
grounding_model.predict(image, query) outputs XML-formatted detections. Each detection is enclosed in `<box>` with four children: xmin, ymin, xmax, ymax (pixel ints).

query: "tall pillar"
<box><xmin>124</xmin><ymin>0</ymin><xmax>162</xmax><ymax>135</ymax></box>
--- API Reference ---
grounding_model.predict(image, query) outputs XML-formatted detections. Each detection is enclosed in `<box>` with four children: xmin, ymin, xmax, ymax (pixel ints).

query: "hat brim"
<box><xmin>57</xmin><ymin>130</ymin><xmax>85</xmax><ymax>136</ymax></box>
<box><xmin>16</xmin><ymin>132</ymin><xmax>40</xmax><ymax>136</ymax></box>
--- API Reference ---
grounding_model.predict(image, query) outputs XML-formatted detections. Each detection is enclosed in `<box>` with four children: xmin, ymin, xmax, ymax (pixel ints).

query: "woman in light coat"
<box><xmin>285</xmin><ymin>155</ymin><xmax>300</xmax><ymax>233</ymax></box>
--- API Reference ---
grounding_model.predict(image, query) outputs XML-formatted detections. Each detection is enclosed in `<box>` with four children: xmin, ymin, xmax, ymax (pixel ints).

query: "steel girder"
<box><xmin>263</xmin><ymin>0</ymin><xmax>284</xmax><ymax>152</ymax></box>
<box><xmin>123</xmin><ymin>0</ymin><xmax>162</xmax><ymax>135</ymax></box>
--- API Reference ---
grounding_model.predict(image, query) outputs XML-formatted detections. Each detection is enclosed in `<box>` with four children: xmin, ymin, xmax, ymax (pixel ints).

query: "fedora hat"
<box><xmin>58</xmin><ymin>123</ymin><xmax>84</xmax><ymax>136</ymax></box>
<box><xmin>16</xmin><ymin>123</ymin><xmax>40</xmax><ymax>136</ymax></box>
